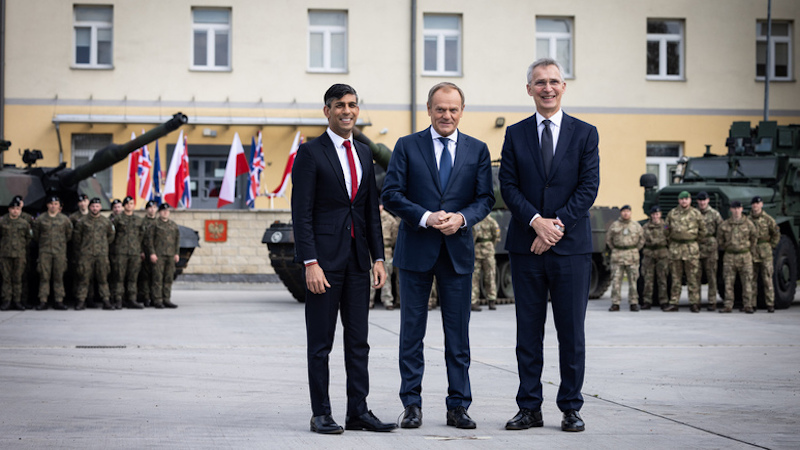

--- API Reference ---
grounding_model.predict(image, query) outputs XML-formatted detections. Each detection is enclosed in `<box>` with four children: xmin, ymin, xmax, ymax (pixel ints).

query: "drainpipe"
<box><xmin>763</xmin><ymin>0</ymin><xmax>771</xmax><ymax>122</ymax></box>
<box><xmin>0</xmin><ymin>0</ymin><xmax>5</xmax><ymax>162</ymax></box>
<box><xmin>410</xmin><ymin>0</ymin><xmax>417</xmax><ymax>133</ymax></box>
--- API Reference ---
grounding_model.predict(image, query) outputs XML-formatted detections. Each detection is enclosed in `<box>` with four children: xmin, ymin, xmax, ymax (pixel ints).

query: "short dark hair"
<box><xmin>427</xmin><ymin>82</ymin><xmax>465</xmax><ymax>107</ymax></box>
<box><xmin>324</xmin><ymin>84</ymin><xmax>358</xmax><ymax>108</ymax></box>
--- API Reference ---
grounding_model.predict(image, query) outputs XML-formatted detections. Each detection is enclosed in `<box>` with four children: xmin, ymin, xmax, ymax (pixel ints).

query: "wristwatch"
<box><xmin>554</xmin><ymin>224</ymin><xmax>565</xmax><ymax>233</ymax></box>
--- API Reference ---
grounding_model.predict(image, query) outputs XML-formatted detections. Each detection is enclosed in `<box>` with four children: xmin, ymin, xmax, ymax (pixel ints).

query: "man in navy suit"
<box><xmin>383</xmin><ymin>82</ymin><xmax>494</xmax><ymax>429</ymax></box>
<box><xmin>499</xmin><ymin>59</ymin><xmax>600</xmax><ymax>432</ymax></box>
<box><xmin>291</xmin><ymin>84</ymin><xmax>395</xmax><ymax>434</ymax></box>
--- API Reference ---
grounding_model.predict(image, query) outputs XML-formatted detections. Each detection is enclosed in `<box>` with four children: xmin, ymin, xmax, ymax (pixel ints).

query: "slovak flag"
<box><xmin>246</xmin><ymin>132</ymin><xmax>265</xmax><ymax>208</ymax></box>
<box><xmin>126</xmin><ymin>132</ymin><xmax>140</xmax><ymax>203</ymax></box>
<box><xmin>218</xmin><ymin>132</ymin><xmax>249</xmax><ymax>208</ymax></box>
<box><xmin>269</xmin><ymin>131</ymin><xmax>303</xmax><ymax>198</ymax></box>
<box><xmin>138</xmin><ymin>131</ymin><xmax>153</xmax><ymax>202</ymax></box>
<box><xmin>164</xmin><ymin>130</ymin><xmax>190</xmax><ymax>208</ymax></box>
<box><xmin>153</xmin><ymin>140</ymin><xmax>163</xmax><ymax>205</ymax></box>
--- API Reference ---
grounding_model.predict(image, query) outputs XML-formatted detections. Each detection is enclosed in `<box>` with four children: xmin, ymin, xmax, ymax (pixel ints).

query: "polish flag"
<box><xmin>163</xmin><ymin>130</ymin><xmax>186</xmax><ymax>208</ymax></box>
<box><xmin>269</xmin><ymin>131</ymin><xmax>303</xmax><ymax>198</ymax></box>
<box><xmin>217</xmin><ymin>132</ymin><xmax>249</xmax><ymax>208</ymax></box>
<box><xmin>126</xmin><ymin>132</ymin><xmax>140</xmax><ymax>203</ymax></box>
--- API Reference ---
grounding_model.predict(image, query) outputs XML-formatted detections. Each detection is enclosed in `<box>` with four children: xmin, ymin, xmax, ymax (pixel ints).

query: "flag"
<box><xmin>138</xmin><ymin>130</ymin><xmax>153</xmax><ymax>202</ymax></box>
<box><xmin>153</xmin><ymin>140</ymin><xmax>163</xmax><ymax>205</ymax></box>
<box><xmin>217</xmin><ymin>133</ymin><xmax>248</xmax><ymax>208</ymax></box>
<box><xmin>181</xmin><ymin>135</ymin><xmax>191</xmax><ymax>208</ymax></box>
<box><xmin>126</xmin><ymin>132</ymin><xmax>140</xmax><ymax>203</ymax></box>
<box><xmin>164</xmin><ymin>130</ymin><xmax>187</xmax><ymax>208</ymax></box>
<box><xmin>269</xmin><ymin>131</ymin><xmax>302</xmax><ymax>197</ymax></box>
<box><xmin>246</xmin><ymin>131</ymin><xmax>265</xmax><ymax>208</ymax></box>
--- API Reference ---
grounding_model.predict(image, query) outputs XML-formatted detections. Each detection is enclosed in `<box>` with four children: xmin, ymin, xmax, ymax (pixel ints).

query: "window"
<box><xmin>423</xmin><ymin>14</ymin><xmax>461</xmax><ymax>76</ymax></box>
<box><xmin>177</xmin><ymin>145</ymin><xmax>247</xmax><ymax>209</ymax></box>
<box><xmin>647</xmin><ymin>19</ymin><xmax>684</xmax><ymax>80</ymax></box>
<box><xmin>72</xmin><ymin>134</ymin><xmax>113</xmax><ymax>199</ymax></box>
<box><xmin>192</xmin><ymin>8</ymin><xmax>231</xmax><ymax>70</ymax></box>
<box><xmin>757</xmin><ymin>21</ymin><xmax>793</xmax><ymax>80</ymax></box>
<box><xmin>73</xmin><ymin>5</ymin><xmax>113</xmax><ymax>68</ymax></box>
<box><xmin>646</xmin><ymin>142</ymin><xmax>682</xmax><ymax>189</ymax></box>
<box><xmin>536</xmin><ymin>18</ymin><xmax>573</xmax><ymax>78</ymax></box>
<box><xmin>308</xmin><ymin>11</ymin><xmax>347</xmax><ymax>72</ymax></box>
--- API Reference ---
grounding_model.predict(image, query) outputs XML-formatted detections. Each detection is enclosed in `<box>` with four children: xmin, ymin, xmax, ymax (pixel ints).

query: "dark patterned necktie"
<box><xmin>438</xmin><ymin>137</ymin><xmax>452</xmax><ymax>189</ymax></box>
<box><xmin>541</xmin><ymin>119</ymin><xmax>553</xmax><ymax>175</ymax></box>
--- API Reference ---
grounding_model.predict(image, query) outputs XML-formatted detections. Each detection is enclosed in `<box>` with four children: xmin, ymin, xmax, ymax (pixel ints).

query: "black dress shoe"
<box><xmin>505</xmin><ymin>408</ymin><xmax>543</xmax><ymax>430</ymax></box>
<box><xmin>561</xmin><ymin>409</ymin><xmax>585</xmax><ymax>432</ymax></box>
<box><xmin>400</xmin><ymin>405</ymin><xmax>422</xmax><ymax>428</ymax></box>
<box><xmin>345</xmin><ymin>410</ymin><xmax>396</xmax><ymax>432</ymax></box>
<box><xmin>310</xmin><ymin>414</ymin><xmax>344</xmax><ymax>434</ymax></box>
<box><xmin>446</xmin><ymin>406</ymin><xmax>476</xmax><ymax>429</ymax></box>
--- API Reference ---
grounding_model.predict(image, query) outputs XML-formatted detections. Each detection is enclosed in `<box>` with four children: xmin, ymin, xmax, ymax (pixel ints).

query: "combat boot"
<box><xmin>744</xmin><ymin>306</ymin><xmax>754</xmax><ymax>314</ymax></box>
<box><xmin>75</xmin><ymin>301</ymin><xmax>85</xmax><ymax>311</ymax></box>
<box><xmin>126</xmin><ymin>299</ymin><xmax>144</xmax><ymax>309</ymax></box>
<box><xmin>630</xmin><ymin>304</ymin><xmax>640</xmax><ymax>312</ymax></box>
<box><xmin>662</xmin><ymin>304</ymin><xmax>679</xmax><ymax>312</ymax></box>
<box><xmin>152</xmin><ymin>301</ymin><xmax>164</xmax><ymax>309</ymax></box>
<box><xmin>53</xmin><ymin>301</ymin><xmax>67</xmax><ymax>311</ymax></box>
<box><xmin>488</xmin><ymin>300</ymin><xmax>496</xmax><ymax>310</ymax></box>
<box><xmin>608</xmin><ymin>304</ymin><xmax>620</xmax><ymax>311</ymax></box>
<box><xmin>13</xmin><ymin>301</ymin><xmax>27</xmax><ymax>310</ymax></box>
<box><xmin>640</xmin><ymin>303</ymin><xmax>652</xmax><ymax>310</ymax></box>
<box><xmin>35</xmin><ymin>301</ymin><xmax>49</xmax><ymax>311</ymax></box>
<box><xmin>707</xmin><ymin>303</ymin><xmax>717</xmax><ymax>311</ymax></box>
<box><xmin>113</xmin><ymin>298</ymin><xmax>123</xmax><ymax>310</ymax></box>
<box><xmin>0</xmin><ymin>302</ymin><xmax>9</xmax><ymax>311</ymax></box>
<box><xmin>163</xmin><ymin>301</ymin><xmax>178</xmax><ymax>309</ymax></box>
<box><xmin>471</xmin><ymin>304</ymin><xmax>482</xmax><ymax>312</ymax></box>
<box><xmin>101</xmin><ymin>298</ymin><xmax>113</xmax><ymax>310</ymax></box>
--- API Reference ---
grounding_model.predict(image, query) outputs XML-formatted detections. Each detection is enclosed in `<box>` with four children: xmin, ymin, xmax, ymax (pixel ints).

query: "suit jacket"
<box><xmin>382</xmin><ymin>127</ymin><xmax>494</xmax><ymax>275</ymax></box>
<box><xmin>291</xmin><ymin>132</ymin><xmax>384</xmax><ymax>272</ymax></box>
<box><xmin>498</xmin><ymin>112</ymin><xmax>599</xmax><ymax>256</ymax></box>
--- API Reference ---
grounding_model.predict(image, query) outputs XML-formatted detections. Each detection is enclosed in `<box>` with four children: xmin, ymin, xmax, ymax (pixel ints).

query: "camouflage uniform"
<box><xmin>33</xmin><ymin>213</ymin><xmax>73</xmax><ymax>306</ymax></box>
<box><xmin>717</xmin><ymin>216</ymin><xmax>757</xmax><ymax>310</ymax></box>
<box><xmin>665</xmin><ymin>206</ymin><xmax>706</xmax><ymax>306</ymax></box>
<box><xmin>749</xmin><ymin>211</ymin><xmax>780</xmax><ymax>309</ymax></box>
<box><xmin>19</xmin><ymin>211</ymin><xmax>35</xmax><ymax>304</ymax></box>
<box><xmin>137</xmin><ymin>215</ymin><xmax>157</xmax><ymax>305</ymax></box>
<box><xmin>641</xmin><ymin>218</ymin><xmax>669</xmax><ymax>306</ymax></box>
<box><xmin>698</xmin><ymin>206</ymin><xmax>723</xmax><ymax>307</ymax></box>
<box><xmin>68</xmin><ymin>210</ymin><xmax>91</xmax><ymax>301</ymax></box>
<box><xmin>146</xmin><ymin>217</ymin><xmax>180</xmax><ymax>307</ymax></box>
<box><xmin>0</xmin><ymin>214</ymin><xmax>32</xmax><ymax>309</ymax></box>
<box><xmin>110</xmin><ymin>213</ymin><xmax>145</xmax><ymax>308</ymax></box>
<box><xmin>73</xmin><ymin>214</ymin><xmax>115</xmax><ymax>308</ymax></box>
<box><xmin>369</xmin><ymin>209</ymin><xmax>399</xmax><ymax>309</ymax></box>
<box><xmin>606</xmin><ymin>217</ymin><xmax>645</xmax><ymax>306</ymax></box>
<box><xmin>471</xmin><ymin>215</ymin><xmax>501</xmax><ymax>309</ymax></box>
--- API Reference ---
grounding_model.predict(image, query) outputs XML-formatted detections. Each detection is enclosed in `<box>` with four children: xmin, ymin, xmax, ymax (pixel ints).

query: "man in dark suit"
<box><xmin>383</xmin><ymin>82</ymin><xmax>494</xmax><ymax>429</ymax></box>
<box><xmin>498</xmin><ymin>58</ymin><xmax>599</xmax><ymax>432</ymax></box>
<box><xmin>291</xmin><ymin>84</ymin><xmax>396</xmax><ymax>434</ymax></box>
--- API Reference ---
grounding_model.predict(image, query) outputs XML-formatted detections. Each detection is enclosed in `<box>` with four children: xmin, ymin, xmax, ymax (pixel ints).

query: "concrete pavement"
<box><xmin>1</xmin><ymin>284</ymin><xmax>798</xmax><ymax>449</ymax></box>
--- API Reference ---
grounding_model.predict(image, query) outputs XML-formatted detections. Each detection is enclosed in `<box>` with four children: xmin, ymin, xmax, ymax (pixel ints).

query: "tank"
<box><xmin>639</xmin><ymin>120</ymin><xmax>800</xmax><ymax>309</ymax></box>
<box><xmin>0</xmin><ymin>112</ymin><xmax>199</xmax><ymax>276</ymax></box>
<box><xmin>263</xmin><ymin>128</ymin><xmax>616</xmax><ymax>303</ymax></box>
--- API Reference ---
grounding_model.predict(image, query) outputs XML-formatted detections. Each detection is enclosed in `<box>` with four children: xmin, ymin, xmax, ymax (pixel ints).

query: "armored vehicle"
<box><xmin>639</xmin><ymin>120</ymin><xmax>800</xmax><ymax>309</ymax></box>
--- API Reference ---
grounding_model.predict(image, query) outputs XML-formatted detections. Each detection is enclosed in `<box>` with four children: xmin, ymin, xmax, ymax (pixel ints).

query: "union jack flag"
<box><xmin>246</xmin><ymin>131</ymin><xmax>265</xmax><ymax>208</ymax></box>
<box><xmin>138</xmin><ymin>133</ymin><xmax>153</xmax><ymax>201</ymax></box>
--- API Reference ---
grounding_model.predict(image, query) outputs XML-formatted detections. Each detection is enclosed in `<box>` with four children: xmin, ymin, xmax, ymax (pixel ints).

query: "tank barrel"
<box><xmin>61</xmin><ymin>113</ymin><xmax>188</xmax><ymax>187</ymax></box>
<box><xmin>352</xmin><ymin>127</ymin><xmax>392</xmax><ymax>170</ymax></box>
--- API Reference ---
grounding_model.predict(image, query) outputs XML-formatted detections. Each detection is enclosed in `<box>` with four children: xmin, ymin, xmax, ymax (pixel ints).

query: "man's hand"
<box><xmin>531</xmin><ymin>217</ymin><xmax>564</xmax><ymax>246</ymax></box>
<box><xmin>433</xmin><ymin>212</ymin><xmax>464</xmax><ymax>236</ymax></box>
<box><xmin>173</xmin><ymin>254</ymin><xmax>180</xmax><ymax>263</ymax></box>
<box><xmin>305</xmin><ymin>264</ymin><xmax>331</xmax><ymax>294</ymax></box>
<box><xmin>530</xmin><ymin>235</ymin><xmax>552</xmax><ymax>255</ymax></box>
<box><xmin>150</xmin><ymin>254</ymin><xmax>157</xmax><ymax>263</ymax></box>
<box><xmin>372</xmin><ymin>261</ymin><xmax>386</xmax><ymax>289</ymax></box>
<box><xmin>426</xmin><ymin>210</ymin><xmax>447</xmax><ymax>227</ymax></box>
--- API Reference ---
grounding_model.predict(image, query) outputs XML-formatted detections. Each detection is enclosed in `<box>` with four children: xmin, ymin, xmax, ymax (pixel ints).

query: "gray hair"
<box><xmin>526</xmin><ymin>58</ymin><xmax>565</xmax><ymax>84</ymax></box>
<box><xmin>426</xmin><ymin>82</ymin><xmax>465</xmax><ymax>107</ymax></box>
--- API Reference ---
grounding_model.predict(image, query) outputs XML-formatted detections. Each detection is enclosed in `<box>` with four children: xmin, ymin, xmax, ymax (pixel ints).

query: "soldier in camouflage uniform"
<box><xmin>137</xmin><ymin>200</ymin><xmax>159</xmax><ymax>306</ymax></box>
<box><xmin>11</xmin><ymin>195</ymin><xmax>35</xmax><ymax>304</ymax></box>
<box><xmin>471</xmin><ymin>214</ymin><xmax>501</xmax><ymax>311</ymax></box>
<box><xmin>606</xmin><ymin>205</ymin><xmax>645</xmax><ymax>311</ymax></box>
<box><xmin>32</xmin><ymin>196</ymin><xmax>73</xmax><ymax>310</ymax></box>
<box><xmin>717</xmin><ymin>201</ymin><xmax>757</xmax><ymax>313</ymax></box>
<box><xmin>146</xmin><ymin>203</ymin><xmax>180</xmax><ymax>308</ymax></box>
<box><xmin>664</xmin><ymin>191</ymin><xmax>706</xmax><ymax>312</ymax></box>
<box><xmin>73</xmin><ymin>198</ymin><xmax>115</xmax><ymax>310</ymax></box>
<box><xmin>109</xmin><ymin>198</ymin><xmax>123</xmax><ymax>220</ymax></box>
<box><xmin>748</xmin><ymin>196</ymin><xmax>780</xmax><ymax>313</ymax></box>
<box><xmin>110</xmin><ymin>196</ymin><xmax>145</xmax><ymax>309</ymax></box>
<box><xmin>641</xmin><ymin>205</ymin><xmax>669</xmax><ymax>309</ymax></box>
<box><xmin>68</xmin><ymin>194</ymin><xmax>91</xmax><ymax>304</ymax></box>
<box><xmin>696</xmin><ymin>191</ymin><xmax>723</xmax><ymax>311</ymax></box>
<box><xmin>369</xmin><ymin>205</ymin><xmax>399</xmax><ymax>310</ymax></box>
<box><xmin>0</xmin><ymin>198</ymin><xmax>32</xmax><ymax>311</ymax></box>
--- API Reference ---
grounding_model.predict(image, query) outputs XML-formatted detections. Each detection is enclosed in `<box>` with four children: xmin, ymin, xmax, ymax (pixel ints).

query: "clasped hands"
<box><xmin>426</xmin><ymin>210</ymin><xmax>464</xmax><ymax>236</ymax></box>
<box><xmin>305</xmin><ymin>261</ymin><xmax>386</xmax><ymax>295</ymax></box>
<box><xmin>530</xmin><ymin>217</ymin><xmax>565</xmax><ymax>255</ymax></box>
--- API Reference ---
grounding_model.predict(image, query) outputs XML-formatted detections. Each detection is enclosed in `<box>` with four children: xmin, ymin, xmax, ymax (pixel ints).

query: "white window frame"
<box><xmin>646</xmin><ymin>19</ymin><xmax>684</xmax><ymax>81</ymax></box>
<box><xmin>73</xmin><ymin>6</ymin><xmax>113</xmax><ymax>69</ymax></box>
<box><xmin>536</xmin><ymin>17</ymin><xmax>574</xmax><ymax>79</ymax></box>
<box><xmin>756</xmin><ymin>20</ymin><xmax>793</xmax><ymax>81</ymax></box>
<box><xmin>646</xmin><ymin>142</ymin><xmax>683</xmax><ymax>189</ymax></box>
<box><xmin>422</xmin><ymin>14</ymin><xmax>462</xmax><ymax>76</ymax></box>
<box><xmin>307</xmin><ymin>10</ymin><xmax>348</xmax><ymax>73</ymax></box>
<box><xmin>191</xmin><ymin>8</ymin><xmax>232</xmax><ymax>72</ymax></box>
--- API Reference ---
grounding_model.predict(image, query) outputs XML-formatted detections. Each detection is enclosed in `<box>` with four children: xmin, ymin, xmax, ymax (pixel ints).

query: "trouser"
<box><xmin>1</xmin><ymin>256</ymin><xmax>25</xmax><ymax>306</ymax></box>
<box><xmin>670</xmin><ymin>258</ymin><xmax>700</xmax><ymax>305</ymax></box>
<box><xmin>369</xmin><ymin>258</ymin><xmax>394</xmax><ymax>307</ymax></box>
<box><xmin>76</xmin><ymin>256</ymin><xmax>111</xmax><ymax>302</ymax></box>
<box><xmin>642</xmin><ymin>254</ymin><xmax>668</xmax><ymax>304</ymax></box>
<box><xmin>699</xmin><ymin>255</ymin><xmax>718</xmax><ymax>304</ymax></box>
<box><xmin>471</xmin><ymin>255</ymin><xmax>497</xmax><ymax>305</ymax></box>
<box><xmin>753</xmin><ymin>259</ymin><xmax>774</xmax><ymax>307</ymax></box>
<box><xmin>611</xmin><ymin>263</ymin><xmax>639</xmax><ymax>305</ymax></box>
<box><xmin>138</xmin><ymin>255</ymin><xmax>153</xmax><ymax>302</ymax></box>
<box><xmin>38</xmin><ymin>253</ymin><xmax>68</xmax><ymax>303</ymax></box>
<box><xmin>151</xmin><ymin>256</ymin><xmax>176</xmax><ymax>305</ymax></box>
<box><xmin>723</xmin><ymin>253</ymin><xmax>754</xmax><ymax>309</ymax></box>
<box><xmin>113</xmin><ymin>254</ymin><xmax>142</xmax><ymax>302</ymax></box>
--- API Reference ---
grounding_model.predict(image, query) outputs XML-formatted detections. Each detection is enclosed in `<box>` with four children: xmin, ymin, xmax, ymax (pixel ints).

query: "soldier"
<box><xmin>471</xmin><ymin>214</ymin><xmax>501</xmax><ymax>311</ymax></box>
<box><xmin>137</xmin><ymin>200</ymin><xmax>159</xmax><ymax>306</ymax></box>
<box><xmin>68</xmin><ymin>194</ymin><xmax>91</xmax><ymax>304</ymax></box>
<box><xmin>641</xmin><ymin>205</ymin><xmax>669</xmax><ymax>309</ymax></box>
<box><xmin>664</xmin><ymin>191</ymin><xmax>706</xmax><ymax>312</ymax></box>
<box><xmin>0</xmin><ymin>198</ymin><xmax>32</xmax><ymax>311</ymax></box>
<box><xmin>109</xmin><ymin>198</ymin><xmax>123</xmax><ymax>220</ymax></box>
<box><xmin>606</xmin><ymin>205</ymin><xmax>645</xmax><ymax>311</ymax></box>
<box><xmin>110</xmin><ymin>196</ymin><xmax>145</xmax><ymax>309</ymax></box>
<box><xmin>146</xmin><ymin>203</ymin><xmax>180</xmax><ymax>309</ymax></box>
<box><xmin>32</xmin><ymin>196</ymin><xmax>73</xmax><ymax>310</ymax></box>
<box><xmin>73</xmin><ymin>197</ymin><xmax>115</xmax><ymax>310</ymax></box>
<box><xmin>696</xmin><ymin>191</ymin><xmax>723</xmax><ymax>310</ymax></box>
<box><xmin>369</xmin><ymin>205</ymin><xmax>399</xmax><ymax>310</ymax></box>
<box><xmin>11</xmin><ymin>195</ymin><xmax>34</xmax><ymax>226</ymax></box>
<box><xmin>717</xmin><ymin>201</ymin><xmax>757</xmax><ymax>313</ymax></box>
<box><xmin>11</xmin><ymin>195</ymin><xmax>35</xmax><ymax>304</ymax></box>
<box><xmin>749</xmin><ymin>196</ymin><xmax>780</xmax><ymax>313</ymax></box>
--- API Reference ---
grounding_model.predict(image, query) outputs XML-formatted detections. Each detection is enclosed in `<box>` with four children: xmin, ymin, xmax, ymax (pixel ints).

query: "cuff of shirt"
<box><xmin>529</xmin><ymin>213</ymin><xmax>541</xmax><ymax>227</ymax></box>
<box><xmin>458</xmin><ymin>212</ymin><xmax>468</xmax><ymax>228</ymax></box>
<box><xmin>420</xmin><ymin>211</ymin><xmax>432</xmax><ymax>228</ymax></box>
<box><xmin>303</xmin><ymin>259</ymin><xmax>318</xmax><ymax>265</ymax></box>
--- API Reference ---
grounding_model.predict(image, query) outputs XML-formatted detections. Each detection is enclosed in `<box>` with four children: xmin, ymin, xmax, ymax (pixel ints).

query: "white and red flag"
<box><xmin>164</xmin><ymin>130</ymin><xmax>188</xmax><ymax>208</ymax></box>
<box><xmin>269</xmin><ymin>131</ymin><xmax>303</xmax><ymax>198</ymax></box>
<box><xmin>217</xmin><ymin>132</ymin><xmax>249</xmax><ymax>208</ymax></box>
<box><xmin>126</xmin><ymin>132</ymin><xmax>140</xmax><ymax>203</ymax></box>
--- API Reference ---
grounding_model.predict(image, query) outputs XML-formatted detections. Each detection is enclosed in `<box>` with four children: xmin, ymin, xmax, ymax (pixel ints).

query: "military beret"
<box><xmin>146</xmin><ymin>200</ymin><xmax>157</xmax><ymax>208</ymax></box>
<box><xmin>678</xmin><ymin>191</ymin><xmax>691</xmax><ymax>199</ymax></box>
<box><xmin>12</xmin><ymin>195</ymin><xmax>23</xmax><ymax>202</ymax></box>
<box><xmin>77</xmin><ymin>194</ymin><xmax>89</xmax><ymax>201</ymax></box>
<box><xmin>730</xmin><ymin>200</ymin><xmax>742</xmax><ymax>208</ymax></box>
<box><xmin>111</xmin><ymin>199</ymin><xmax>122</xmax><ymax>206</ymax></box>
<box><xmin>751</xmin><ymin>196</ymin><xmax>763</xmax><ymax>204</ymax></box>
<box><xmin>9</xmin><ymin>199</ymin><xmax>21</xmax><ymax>208</ymax></box>
<box><xmin>620</xmin><ymin>205</ymin><xmax>631</xmax><ymax>211</ymax></box>
<box><xmin>47</xmin><ymin>195</ymin><xmax>60</xmax><ymax>204</ymax></box>
<box><xmin>696</xmin><ymin>191</ymin><xmax>709</xmax><ymax>200</ymax></box>
<box><xmin>89</xmin><ymin>197</ymin><xmax>102</xmax><ymax>205</ymax></box>
<box><xmin>122</xmin><ymin>196</ymin><xmax>134</xmax><ymax>206</ymax></box>
<box><xmin>650</xmin><ymin>205</ymin><xmax>661</xmax><ymax>214</ymax></box>
<box><xmin>158</xmin><ymin>203</ymin><xmax>170</xmax><ymax>211</ymax></box>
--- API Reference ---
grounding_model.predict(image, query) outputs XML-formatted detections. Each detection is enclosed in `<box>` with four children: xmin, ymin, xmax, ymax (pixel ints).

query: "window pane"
<box><xmin>775</xmin><ymin>42</ymin><xmax>789</xmax><ymax>77</ymax></box>
<box><xmin>756</xmin><ymin>41</ymin><xmax>766</xmax><ymax>76</ymax></box>
<box><xmin>194</xmin><ymin>30</ymin><xmax>207</xmax><ymax>66</ymax></box>
<box><xmin>97</xmin><ymin>28</ymin><xmax>112</xmax><ymax>65</ymax></box>
<box><xmin>556</xmin><ymin>39</ymin><xmax>570</xmax><ymax>73</ymax></box>
<box><xmin>75</xmin><ymin>6</ymin><xmax>112</xmax><ymax>22</ymax></box>
<box><xmin>424</xmin><ymin>36</ymin><xmax>437</xmax><ymax>71</ymax></box>
<box><xmin>537</xmin><ymin>18</ymin><xmax>569</xmax><ymax>33</ymax></box>
<box><xmin>309</xmin><ymin>11</ymin><xmax>345</xmax><ymax>27</ymax></box>
<box><xmin>648</xmin><ymin>20</ymin><xmax>680</xmax><ymax>34</ymax></box>
<box><xmin>647</xmin><ymin>41</ymin><xmax>659</xmax><ymax>75</ymax></box>
<box><xmin>771</xmin><ymin>22</ymin><xmax>789</xmax><ymax>36</ymax></box>
<box><xmin>194</xmin><ymin>9</ymin><xmax>229</xmax><ymax>24</ymax></box>
<box><xmin>424</xmin><ymin>15</ymin><xmax>459</xmax><ymax>30</ymax></box>
<box><xmin>444</xmin><ymin>36</ymin><xmax>458</xmax><ymax>72</ymax></box>
<box><xmin>215</xmin><ymin>30</ymin><xmax>229</xmax><ymax>66</ymax></box>
<box><xmin>76</xmin><ymin>27</ymin><xmax>91</xmax><ymax>64</ymax></box>
<box><xmin>331</xmin><ymin>32</ymin><xmax>345</xmax><ymax>69</ymax></box>
<box><xmin>647</xmin><ymin>143</ymin><xmax>680</xmax><ymax>157</ymax></box>
<box><xmin>666</xmin><ymin>41</ymin><xmax>680</xmax><ymax>75</ymax></box>
<box><xmin>757</xmin><ymin>22</ymin><xmax>767</xmax><ymax>37</ymax></box>
<box><xmin>309</xmin><ymin>32</ymin><xmax>323</xmax><ymax>68</ymax></box>
<box><xmin>536</xmin><ymin>38</ymin><xmax>549</xmax><ymax>58</ymax></box>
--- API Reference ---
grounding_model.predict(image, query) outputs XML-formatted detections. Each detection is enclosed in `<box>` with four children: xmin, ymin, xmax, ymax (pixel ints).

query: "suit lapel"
<box><xmin>550</xmin><ymin>113</ymin><xmax>574</xmax><ymax>177</ymax></box>
<box><xmin>448</xmin><ymin>134</ymin><xmax>470</xmax><ymax>193</ymax></box>
<box><xmin>353</xmin><ymin>141</ymin><xmax>370</xmax><ymax>201</ymax></box>
<box><xmin>318</xmin><ymin>133</ymin><xmax>349</xmax><ymax>199</ymax></box>
<box><xmin>417</xmin><ymin>127</ymin><xmax>443</xmax><ymax>193</ymax></box>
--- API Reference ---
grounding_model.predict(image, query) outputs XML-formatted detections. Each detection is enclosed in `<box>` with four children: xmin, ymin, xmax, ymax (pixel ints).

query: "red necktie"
<box><xmin>344</xmin><ymin>140</ymin><xmax>358</xmax><ymax>238</ymax></box>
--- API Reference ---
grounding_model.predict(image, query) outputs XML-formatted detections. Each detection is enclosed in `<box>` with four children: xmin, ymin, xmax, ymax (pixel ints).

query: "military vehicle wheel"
<box><xmin>589</xmin><ymin>254</ymin><xmax>612</xmax><ymax>299</ymax></box>
<box><xmin>770</xmin><ymin>235</ymin><xmax>797</xmax><ymax>310</ymax></box>
<box><xmin>497</xmin><ymin>257</ymin><xmax>514</xmax><ymax>299</ymax></box>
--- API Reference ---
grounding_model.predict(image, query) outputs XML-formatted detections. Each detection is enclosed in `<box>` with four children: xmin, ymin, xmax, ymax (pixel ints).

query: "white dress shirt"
<box><xmin>531</xmin><ymin>109</ymin><xmax>564</xmax><ymax>227</ymax></box>
<box><xmin>419</xmin><ymin>128</ymin><xmax>467</xmax><ymax>229</ymax></box>
<box><xmin>326</xmin><ymin>128</ymin><xmax>362</xmax><ymax>198</ymax></box>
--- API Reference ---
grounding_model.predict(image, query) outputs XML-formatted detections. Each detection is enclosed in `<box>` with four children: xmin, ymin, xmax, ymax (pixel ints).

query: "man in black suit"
<box><xmin>499</xmin><ymin>59</ymin><xmax>600</xmax><ymax>432</ymax></box>
<box><xmin>291</xmin><ymin>84</ymin><xmax>395</xmax><ymax>434</ymax></box>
